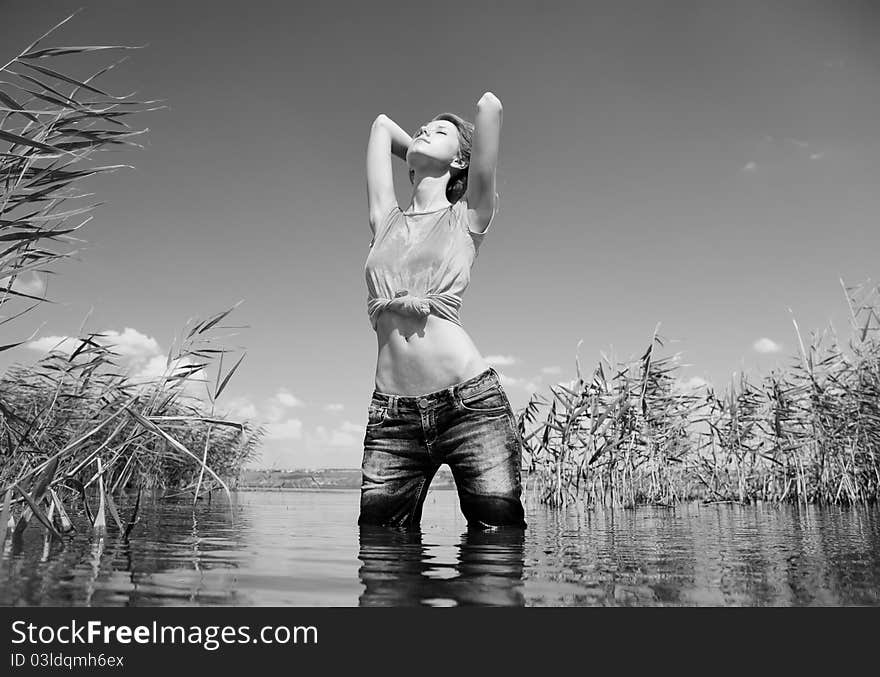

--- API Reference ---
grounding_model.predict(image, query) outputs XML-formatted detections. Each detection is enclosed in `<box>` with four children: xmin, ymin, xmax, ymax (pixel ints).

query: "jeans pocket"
<box><xmin>366</xmin><ymin>403</ymin><xmax>388</xmax><ymax>427</ymax></box>
<box><xmin>459</xmin><ymin>386</ymin><xmax>509</xmax><ymax>414</ymax></box>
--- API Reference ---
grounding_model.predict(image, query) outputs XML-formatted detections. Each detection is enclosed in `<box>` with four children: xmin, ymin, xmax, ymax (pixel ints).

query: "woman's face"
<box><xmin>406</xmin><ymin>119</ymin><xmax>462</xmax><ymax>173</ymax></box>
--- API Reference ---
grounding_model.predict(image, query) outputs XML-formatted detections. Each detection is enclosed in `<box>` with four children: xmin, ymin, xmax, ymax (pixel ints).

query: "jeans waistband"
<box><xmin>371</xmin><ymin>366</ymin><xmax>501</xmax><ymax>410</ymax></box>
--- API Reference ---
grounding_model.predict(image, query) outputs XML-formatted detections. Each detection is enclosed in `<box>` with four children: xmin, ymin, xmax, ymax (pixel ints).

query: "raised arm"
<box><xmin>366</xmin><ymin>114</ymin><xmax>412</xmax><ymax>231</ymax></box>
<box><xmin>464</xmin><ymin>92</ymin><xmax>503</xmax><ymax>234</ymax></box>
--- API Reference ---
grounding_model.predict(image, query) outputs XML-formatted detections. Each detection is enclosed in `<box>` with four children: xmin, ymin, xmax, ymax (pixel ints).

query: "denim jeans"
<box><xmin>359</xmin><ymin>366</ymin><xmax>527</xmax><ymax>530</ymax></box>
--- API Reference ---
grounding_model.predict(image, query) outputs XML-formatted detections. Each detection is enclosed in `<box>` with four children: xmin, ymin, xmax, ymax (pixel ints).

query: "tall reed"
<box><xmin>520</xmin><ymin>280</ymin><xmax>880</xmax><ymax>508</ymax></box>
<box><xmin>0</xmin><ymin>15</ymin><xmax>263</xmax><ymax>546</ymax></box>
<box><xmin>1</xmin><ymin>11</ymin><xmax>160</xmax><ymax>348</ymax></box>
<box><xmin>0</xmin><ymin>304</ymin><xmax>266</xmax><ymax>543</ymax></box>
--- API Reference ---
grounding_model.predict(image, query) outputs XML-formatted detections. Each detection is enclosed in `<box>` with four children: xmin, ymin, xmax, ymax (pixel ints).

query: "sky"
<box><xmin>2</xmin><ymin>0</ymin><xmax>879</xmax><ymax>469</ymax></box>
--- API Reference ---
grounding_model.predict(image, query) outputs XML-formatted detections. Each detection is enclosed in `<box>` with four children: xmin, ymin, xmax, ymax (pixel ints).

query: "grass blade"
<box><xmin>123</xmin><ymin>488</ymin><xmax>141</xmax><ymax>541</ymax></box>
<box><xmin>21</xmin><ymin>45</ymin><xmax>144</xmax><ymax>60</ymax></box>
<box><xmin>93</xmin><ymin>458</ymin><xmax>106</xmax><ymax>535</ymax></box>
<box><xmin>0</xmin><ymin>488</ymin><xmax>12</xmax><ymax>546</ymax></box>
<box><xmin>12</xmin><ymin>483</ymin><xmax>62</xmax><ymax>539</ymax></box>
<box><xmin>49</xmin><ymin>489</ymin><xmax>73</xmax><ymax>533</ymax></box>
<box><xmin>214</xmin><ymin>353</ymin><xmax>245</xmax><ymax>400</ymax></box>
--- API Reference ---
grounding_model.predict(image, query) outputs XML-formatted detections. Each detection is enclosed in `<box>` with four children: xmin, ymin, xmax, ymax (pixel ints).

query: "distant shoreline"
<box><xmin>239</xmin><ymin>467</ymin><xmax>456</xmax><ymax>491</ymax></box>
<box><xmin>235</xmin><ymin>486</ymin><xmax>457</xmax><ymax>492</ymax></box>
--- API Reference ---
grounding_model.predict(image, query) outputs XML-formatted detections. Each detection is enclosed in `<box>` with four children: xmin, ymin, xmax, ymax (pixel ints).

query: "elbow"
<box><xmin>372</xmin><ymin>114</ymin><xmax>388</xmax><ymax>129</ymax></box>
<box><xmin>477</xmin><ymin>92</ymin><xmax>502</xmax><ymax>111</ymax></box>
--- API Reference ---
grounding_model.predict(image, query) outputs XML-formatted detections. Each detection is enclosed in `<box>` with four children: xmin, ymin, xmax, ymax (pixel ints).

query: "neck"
<box><xmin>406</xmin><ymin>171</ymin><xmax>452</xmax><ymax>213</ymax></box>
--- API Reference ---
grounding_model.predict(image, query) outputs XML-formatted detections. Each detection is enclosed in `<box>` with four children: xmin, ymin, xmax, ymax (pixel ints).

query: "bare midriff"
<box><xmin>374</xmin><ymin>310</ymin><xmax>489</xmax><ymax>396</ymax></box>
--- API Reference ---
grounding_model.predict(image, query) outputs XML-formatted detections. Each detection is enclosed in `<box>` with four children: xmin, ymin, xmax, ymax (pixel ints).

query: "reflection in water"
<box><xmin>357</xmin><ymin>526</ymin><xmax>526</xmax><ymax>607</ymax></box>
<box><xmin>524</xmin><ymin>502</ymin><xmax>880</xmax><ymax>606</ymax></box>
<box><xmin>0</xmin><ymin>491</ymin><xmax>878</xmax><ymax>606</ymax></box>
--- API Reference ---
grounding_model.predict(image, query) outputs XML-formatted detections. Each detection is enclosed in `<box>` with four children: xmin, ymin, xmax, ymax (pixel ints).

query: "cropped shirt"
<box><xmin>364</xmin><ymin>198</ymin><xmax>495</xmax><ymax>331</ymax></box>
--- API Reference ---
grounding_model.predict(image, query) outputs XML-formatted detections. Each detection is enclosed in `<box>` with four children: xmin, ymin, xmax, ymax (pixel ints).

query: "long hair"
<box><xmin>409</xmin><ymin>112</ymin><xmax>474</xmax><ymax>204</ymax></box>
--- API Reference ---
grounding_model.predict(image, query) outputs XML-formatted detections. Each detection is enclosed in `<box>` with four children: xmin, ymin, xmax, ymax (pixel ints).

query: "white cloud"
<box><xmin>26</xmin><ymin>327</ymin><xmax>161</xmax><ymax>366</ymax></box>
<box><xmin>223</xmin><ymin>392</ymin><xmax>307</xmax><ymax>426</ymax></box>
<box><xmin>132</xmin><ymin>354</ymin><xmax>171</xmax><ymax>381</ymax></box>
<box><xmin>266</xmin><ymin>418</ymin><xmax>303</xmax><ymax>440</ymax></box>
<box><xmin>753</xmin><ymin>337</ymin><xmax>782</xmax><ymax>354</ymax></box>
<box><xmin>498</xmin><ymin>372</ymin><xmax>539</xmax><ymax>394</ymax></box>
<box><xmin>23</xmin><ymin>325</ymin><xmax>219</xmax><ymax>402</ymax></box>
<box><xmin>99</xmin><ymin>328</ymin><xmax>161</xmax><ymax>363</ymax></box>
<box><xmin>758</xmin><ymin>136</ymin><xmax>824</xmax><ymax>164</ymax></box>
<box><xmin>309</xmin><ymin>423</ymin><xmax>360</xmax><ymax>447</ymax></box>
<box><xmin>742</xmin><ymin>161</ymin><xmax>757</xmax><ymax>172</ymax></box>
<box><xmin>276</xmin><ymin>389</ymin><xmax>304</xmax><ymax>407</ymax></box>
<box><xmin>324</xmin><ymin>403</ymin><xmax>345</xmax><ymax>412</ymax></box>
<box><xmin>25</xmin><ymin>335</ymin><xmax>78</xmax><ymax>354</ymax></box>
<box><xmin>225</xmin><ymin>396</ymin><xmax>258</xmax><ymax>419</ymax></box>
<box><xmin>129</xmin><ymin>354</ymin><xmax>209</xmax><ymax>400</ymax></box>
<box><xmin>484</xmin><ymin>354</ymin><xmax>519</xmax><ymax>366</ymax></box>
<box><xmin>261</xmin><ymin>389</ymin><xmax>303</xmax><ymax>421</ymax></box>
<box><xmin>338</xmin><ymin>420</ymin><xmax>365</xmax><ymax>435</ymax></box>
<box><xmin>10</xmin><ymin>272</ymin><xmax>45</xmax><ymax>297</ymax></box>
<box><xmin>674</xmin><ymin>376</ymin><xmax>709</xmax><ymax>392</ymax></box>
<box><xmin>540</xmin><ymin>365</ymin><xmax>562</xmax><ymax>375</ymax></box>
<box><xmin>263</xmin><ymin>402</ymin><xmax>287</xmax><ymax>423</ymax></box>
<box><xmin>249</xmin><ymin>417</ymin><xmax>372</xmax><ymax>469</ymax></box>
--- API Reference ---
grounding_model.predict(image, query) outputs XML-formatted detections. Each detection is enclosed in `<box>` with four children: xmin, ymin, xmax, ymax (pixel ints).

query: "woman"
<box><xmin>360</xmin><ymin>92</ymin><xmax>526</xmax><ymax>531</ymax></box>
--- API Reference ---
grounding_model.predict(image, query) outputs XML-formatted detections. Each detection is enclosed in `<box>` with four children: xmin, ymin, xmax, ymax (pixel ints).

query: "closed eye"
<box><xmin>416</xmin><ymin>127</ymin><xmax>449</xmax><ymax>137</ymax></box>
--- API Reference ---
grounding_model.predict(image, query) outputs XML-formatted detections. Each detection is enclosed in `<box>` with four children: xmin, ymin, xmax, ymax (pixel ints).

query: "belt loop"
<box><xmin>446</xmin><ymin>385</ymin><xmax>456</xmax><ymax>406</ymax></box>
<box><xmin>390</xmin><ymin>395</ymin><xmax>398</xmax><ymax>417</ymax></box>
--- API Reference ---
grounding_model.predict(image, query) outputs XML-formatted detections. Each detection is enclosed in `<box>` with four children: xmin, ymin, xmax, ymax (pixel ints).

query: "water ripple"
<box><xmin>0</xmin><ymin>491</ymin><xmax>878</xmax><ymax>606</ymax></box>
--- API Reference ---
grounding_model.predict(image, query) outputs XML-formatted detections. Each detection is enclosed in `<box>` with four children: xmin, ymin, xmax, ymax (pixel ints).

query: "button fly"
<box><xmin>418</xmin><ymin>398</ymin><xmax>429</xmax><ymax>409</ymax></box>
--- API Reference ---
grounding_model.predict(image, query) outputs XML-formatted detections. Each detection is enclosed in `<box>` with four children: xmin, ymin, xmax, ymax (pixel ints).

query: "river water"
<box><xmin>1</xmin><ymin>489</ymin><xmax>878</xmax><ymax>606</ymax></box>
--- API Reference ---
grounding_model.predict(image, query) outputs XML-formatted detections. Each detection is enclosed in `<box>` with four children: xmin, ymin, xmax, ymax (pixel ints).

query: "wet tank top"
<box><xmin>364</xmin><ymin>198</ymin><xmax>495</xmax><ymax>331</ymax></box>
